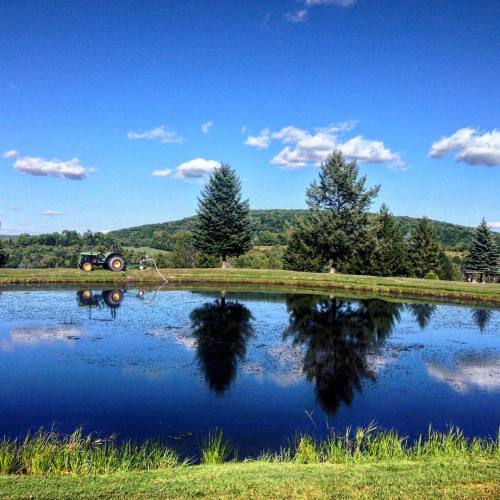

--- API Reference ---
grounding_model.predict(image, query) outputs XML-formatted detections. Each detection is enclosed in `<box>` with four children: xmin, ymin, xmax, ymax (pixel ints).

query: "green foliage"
<box><xmin>0</xmin><ymin>429</ymin><xmax>180</xmax><ymax>475</ymax></box>
<box><xmin>283</xmin><ymin>215</ymin><xmax>330</xmax><ymax>272</ymax></box>
<box><xmin>230</xmin><ymin>246</ymin><xmax>284</xmax><ymax>269</ymax></box>
<box><xmin>0</xmin><ymin>240</ymin><xmax>9</xmax><ymax>268</ymax></box>
<box><xmin>200</xmin><ymin>429</ymin><xmax>235</xmax><ymax>465</ymax></box>
<box><xmin>170</xmin><ymin>231</ymin><xmax>196</xmax><ymax>268</ymax></box>
<box><xmin>465</xmin><ymin>219</ymin><xmax>499</xmax><ymax>275</ymax></box>
<box><xmin>193</xmin><ymin>164</ymin><xmax>255</xmax><ymax>264</ymax></box>
<box><xmin>285</xmin><ymin>151</ymin><xmax>380</xmax><ymax>273</ymax></box>
<box><xmin>424</xmin><ymin>271</ymin><xmax>439</xmax><ymax>280</ymax></box>
<box><xmin>368</xmin><ymin>205</ymin><xmax>409</xmax><ymax>277</ymax></box>
<box><xmin>408</xmin><ymin>217</ymin><xmax>442</xmax><ymax>278</ymax></box>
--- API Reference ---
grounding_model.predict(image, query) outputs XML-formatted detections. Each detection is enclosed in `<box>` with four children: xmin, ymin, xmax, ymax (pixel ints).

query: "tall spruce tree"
<box><xmin>368</xmin><ymin>205</ymin><xmax>409</xmax><ymax>277</ymax></box>
<box><xmin>465</xmin><ymin>219</ymin><xmax>499</xmax><ymax>275</ymax></box>
<box><xmin>193</xmin><ymin>164</ymin><xmax>255</xmax><ymax>267</ymax></box>
<box><xmin>284</xmin><ymin>151</ymin><xmax>380</xmax><ymax>273</ymax></box>
<box><xmin>408</xmin><ymin>217</ymin><xmax>442</xmax><ymax>278</ymax></box>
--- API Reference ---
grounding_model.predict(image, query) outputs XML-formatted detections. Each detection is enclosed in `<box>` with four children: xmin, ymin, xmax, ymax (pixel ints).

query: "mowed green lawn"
<box><xmin>0</xmin><ymin>461</ymin><xmax>498</xmax><ymax>499</ymax></box>
<box><xmin>0</xmin><ymin>267</ymin><xmax>499</xmax><ymax>303</ymax></box>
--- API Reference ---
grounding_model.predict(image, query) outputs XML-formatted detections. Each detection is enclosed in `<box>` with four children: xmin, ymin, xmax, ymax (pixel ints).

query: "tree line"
<box><xmin>0</xmin><ymin>150</ymin><xmax>498</xmax><ymax>279</ymax></box>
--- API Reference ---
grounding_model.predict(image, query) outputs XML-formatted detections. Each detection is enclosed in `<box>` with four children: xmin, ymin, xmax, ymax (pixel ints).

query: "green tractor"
<box><xmin>77</xmin><ymin>251</ymin><xmax>126</xmax><ymax>272</ymax></box>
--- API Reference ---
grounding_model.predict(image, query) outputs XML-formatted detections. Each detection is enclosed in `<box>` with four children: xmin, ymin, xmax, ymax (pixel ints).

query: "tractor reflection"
<box><xmin>76</xmin><ymin>289</ymin><xmax>125</xmax><ymax>320</ymax></box>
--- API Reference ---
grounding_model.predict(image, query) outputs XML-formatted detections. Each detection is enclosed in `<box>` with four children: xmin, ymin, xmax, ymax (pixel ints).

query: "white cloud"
<box><xmin>246</xmin><ymin>122</ymin><xmax>404</xmax><ymax>170</ymax></box>
<box><xmin>5</xmin><ymin>151</ymin><xmax>89</xmax><ymax>180</ymax></box>
<box><xmin>241</xmin><ymin>125</ymin><xmax>249</xmax><ymax>135</ymax></box>
<box><xmin>3</xmin><ymin>149</ymin><xmax>19</xmax><ymax>159</ymax></box>
<box><xmin>429</xmin><ymin>128</ymin><xmax>500</xmax><ymax>166</ymax></box>
<box><xmin>305</xmin><ymin>0</ymin><xmax>356</xmax><ymax>6</ymax></box>
<box><xmin>487</xmin><ymin>222</ymin><xmax>500</xmax><ymax>230</ymax></box>
<box><xmin>286</xmin><ymin>9</ymin><xmax>308</xmax><ymax>23</ymax></box>
<box><xmin>151</xmin><ymin>169</ymin><xmax>173</xmax><ymax>178</ymax></box>
<box><xmin>244</xmin><ymin>128</ymin><xmax>271</xmax><ymax>150</ymax></box>
<box><xmin>175</xmin><ymin>158</ymin><xmax>221</xmax><ymax>179</ymax></box>
<box><xmin>426</xmin><ymin>358</ymin><xmax>500</xmax><ymax>393</ymax></box>
<box><xmin>41</xmin><ymin>210</ymin><xmax>63</xmax><ymax>216</ymax></box>
<box><xmin>127</xmin><ymin>125</ymin><xmax>184</xmax><ymax>144</ymax></box>
<box><xmin>201</xmin><ymin>121</ymin><xmax>214</xmax><ymax>134</ymax></box>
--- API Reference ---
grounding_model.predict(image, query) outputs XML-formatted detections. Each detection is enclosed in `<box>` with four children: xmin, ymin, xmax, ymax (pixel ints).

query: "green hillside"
<box><xmin>108</xmin><ymin>209</ymin><xmax>497</xmax><ymax>251</ymax></box>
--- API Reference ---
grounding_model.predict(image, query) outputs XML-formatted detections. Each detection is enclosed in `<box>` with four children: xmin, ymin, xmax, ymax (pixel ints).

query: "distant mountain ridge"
<box><xmin>108</xmin><ymin>209</ymin><xmax>498</xmax><ymax>251</ymax></box>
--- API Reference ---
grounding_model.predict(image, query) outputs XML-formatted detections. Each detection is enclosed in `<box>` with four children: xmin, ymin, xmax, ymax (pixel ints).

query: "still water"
<box><xmin>0</xmin><ymin>287</ymin><xmax>499</xmax><ymax>455</ymax></box>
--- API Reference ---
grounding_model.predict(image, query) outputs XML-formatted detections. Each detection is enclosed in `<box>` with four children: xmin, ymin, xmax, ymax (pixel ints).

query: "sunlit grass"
<box><xmin>0</xmin><ymin>426</ymin><xmax>497</xmax><ymax>476</ymax></box>
<box><xmin>200</xmin><ymin>428</ymin><xmax>235</xmax><ymax>465</ymax></box>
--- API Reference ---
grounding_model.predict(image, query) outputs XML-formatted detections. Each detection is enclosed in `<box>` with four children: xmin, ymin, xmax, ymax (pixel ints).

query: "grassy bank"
<box><xmin>0</xmin><ymin>428</ymin><xmax>498</xmax><ymax>498</ymax></box>
<box><xmin>1</xmin><ymin>460</ymin><xmax>498</xmax><ymax>499</ymax></box>
<box><xmin>0</xmin><ymin>268</ymin><xmax>499</xmax><ymax>304</ymax></box>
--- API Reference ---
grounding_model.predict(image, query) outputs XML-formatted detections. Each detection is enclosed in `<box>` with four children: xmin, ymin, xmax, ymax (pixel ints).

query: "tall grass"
<box><xmin>0</xmin><ymin>426</ymin><xmax>497</xmax><ymax>475</ymax></box>
<box><xmin>200</xmin><ymin>428</ymin><xmax>235</xmax><ymax>465</ymax></box>
<box><xmin>0</xmin><ymin>429</ymin><xmax>181</xmax><ymax>476</ymax></box>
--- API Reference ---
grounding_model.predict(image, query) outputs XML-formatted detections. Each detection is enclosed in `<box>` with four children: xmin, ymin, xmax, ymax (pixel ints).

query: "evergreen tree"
<box><xmin>0</xmin><ymin>240</ymin><xmax>9</xmax><ymax>268</ymax></box>
<box><xmin>368</xmin><ymin>204</ymin><xmax>409</xmax><ymax>276</ymax></box>
<box><xmin>193</xmin><ymin>164</ymin><xmax>255</xmax><ymax>267</ymax></box>
<box><xmin>465</xmin><ymin>219</ymin><xmax>499</xmax><ymax>275</ymax></box>
<box><xmin>408</xmin><ymin>217</ymin><xmax>442</xmax><ymax>278</ymax></box>
<box><xmin>284</xmin><ymin>151</ymin><xmax>380</xmax><ymax>273</ymax></box>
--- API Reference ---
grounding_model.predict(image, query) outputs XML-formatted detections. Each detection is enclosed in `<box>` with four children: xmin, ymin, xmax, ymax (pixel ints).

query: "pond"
<box><xmin>0</xmin><ymin>287</ymin><xmax>499</xmax><ymax>456</ymax></box>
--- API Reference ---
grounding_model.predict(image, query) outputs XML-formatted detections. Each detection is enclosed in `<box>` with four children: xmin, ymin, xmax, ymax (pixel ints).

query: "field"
<box><xmin>0</xmin><ymin>268</ymin><xmax>499</xmax><ymax>304</ymax></box>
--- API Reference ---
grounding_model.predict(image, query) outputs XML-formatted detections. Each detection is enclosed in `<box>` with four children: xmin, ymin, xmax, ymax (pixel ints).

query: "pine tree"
<box><xmin>193</xmin><ymin>164</ymin><xmax>255</xmax><ymax>266</ymax></box>
<box><xmin>408</xmin><ymin>217</ymin><xmax>442</xmax><ymax>278</ymax></box>
<box><xmin>369</xmin><ymin>205</ymin><xmax>409</xmax><ymax>276</ymax></box>
<box><xmin>0</xmin><ymin>240</ymin><xmax>9</xmax><ymax>268</ymax></box>
<box><xmin>465</xmin><ymin>219</ymin><xmax>499</xmax><ymax>275</ymax></box>
<box><xmin>284</xmin><ymin>151</ymin><xmax>380</xmax><ymax>273</ymax></box>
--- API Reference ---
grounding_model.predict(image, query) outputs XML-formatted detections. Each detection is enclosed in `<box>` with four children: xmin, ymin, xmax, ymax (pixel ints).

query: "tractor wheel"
<box><xmin>82</xmin><ymin>262</ymin><xmax>93</xmax><ymax>272</ymax></box>
<box><xmin>107</xmin><ymin>255</ymin><xmax>125</xmax><ymax>272</ymax></box>
<box><xmin>103</xmin><ymin>289</ymin><xmax>123</xmax><ymax>307</ymax></box>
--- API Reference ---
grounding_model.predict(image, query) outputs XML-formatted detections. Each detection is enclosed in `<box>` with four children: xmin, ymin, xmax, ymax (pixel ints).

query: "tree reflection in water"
<box><xmin>284</xmin><ymin>295</ymin><xmax>403</xmax><ymax>415</ymax></box>
<box><xmin>407</xmin><ymin>303</ymin><xmax>436</xmax><ymax>330</ymax></box>
<box><xmin>472</xmin><ymin>308</ymin><xmax>492</xmax><ymax>332</ymax></box>
<box><xmin>190</xmin><ymin>293</ymin><xmax>253</xmax><ymax>394</ymax></box>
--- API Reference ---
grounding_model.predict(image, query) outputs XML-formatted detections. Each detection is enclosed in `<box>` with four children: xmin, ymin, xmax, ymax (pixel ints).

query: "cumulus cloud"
<box><xmin>244</xmin><ymin>128</ymin><xmax>271</xmax><ymax>150</ymax></box>
<box><xmin>3</xmin><ymin>149</ymin><xmax>19</xmax><ymax>159</ymax></box>
<box><xmin>127</xmin><ymin>125</ymin><xmax>184</xmax><ymax>144</ymax></box>
<box><xmin>151</xmin><ymin>169</ymin><xmax>173</xmax><ymax>178</ymax></box>
<box><xmin>429</xmin><ymin>128</ymin><xmax>500</xmax><ymax>166</ymax></box>
<box><xmin>201</xmin><ymin>121</ymin><xmax>214</xmax><ymax>134</ymax></box>
<box><xmin>175</xmin><ymin>158</ymin><xmax>221</xmax><ymax>179</ymax></box>
<box><xmin>487</xmin><ymin>222</ymin><xmax>500</xmax><ymax>230</ymax></box>
<box><xmin>41</xmin><ymin>210</ymin><xmax>63</xmax><ymax>216</ymax></box>
<box><xmin>4</xmin><ymin>151</ymin><xmax>89</xmax><ymax>180</ymax></box>
<box><xmin>245</xmin><ymin>122</ymin><xmax>404</xmax><ymax>170</ymax></box>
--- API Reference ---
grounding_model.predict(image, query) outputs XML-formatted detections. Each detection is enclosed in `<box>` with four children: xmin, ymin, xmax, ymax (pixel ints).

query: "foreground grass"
<box><xmin>0</xmin><ymin>267</ymin><xmax>499</xmax><ymax>303</ymax></box>
<box><xmin>0</xmin><ymin>461</ymin><xmax>498</xmax><ymax>499</ymax></box>
<box><xmin>0</xmin><ymin>428</ymin><xmax>498</xmax><ymax>498</ymax></box>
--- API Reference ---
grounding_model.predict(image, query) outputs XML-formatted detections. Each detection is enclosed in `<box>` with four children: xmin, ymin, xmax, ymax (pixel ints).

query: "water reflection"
<box><xmin>190</xmin><ymin>293</ymin><xmax>253</xmax><ymax>394</ymax></box>
<box><xmin>472</xmin><ymin>309</ymin><xmax>493</xmax><ymax>332</ymax></box>
<box><xmin>76</xmin><ymin>289</ymin><xmax>124</xmax><ymax>319</ymax></box>
<box><xmin>284</xmin><ymin>295</ymin><xmax>403</xmax><ymax>414</ymax></box>
<box><xmin>407</xmin><ymin>303</ymin><xmax>436</xmax><ymax>330</ymax></box>
<box><xmin>426</xmin><ymin>355</ymin><xmax>500</xmax><ymax>393</ymax></box>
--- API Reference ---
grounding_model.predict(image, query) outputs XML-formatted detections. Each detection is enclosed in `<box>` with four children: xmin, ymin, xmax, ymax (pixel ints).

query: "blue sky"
<box><xmin>1</xmin><ymin>0</ymin><xmax>499</xmax><ymax>235</ymax></box>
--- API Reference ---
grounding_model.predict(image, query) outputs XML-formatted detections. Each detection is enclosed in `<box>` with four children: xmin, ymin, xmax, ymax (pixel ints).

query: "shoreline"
<box><xmin>1</xmin><ymin>268</ymin><xmax>499</xmax><ymax>305</ymax></box>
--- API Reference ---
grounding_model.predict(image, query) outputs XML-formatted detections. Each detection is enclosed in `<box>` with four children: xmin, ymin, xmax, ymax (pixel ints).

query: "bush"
<box><xmin>424</xmin><ymin>271</ymin><xmax>439</xmax><ymax>280</ymax></box>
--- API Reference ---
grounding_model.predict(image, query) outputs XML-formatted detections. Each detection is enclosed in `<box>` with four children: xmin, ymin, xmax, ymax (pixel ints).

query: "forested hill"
<box><xmin>108</xmin><ymin>209</ymin><xmax>497</xmax><ymax>251</ymax></box>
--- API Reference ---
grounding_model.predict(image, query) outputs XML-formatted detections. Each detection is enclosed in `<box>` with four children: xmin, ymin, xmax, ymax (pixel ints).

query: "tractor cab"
<box><xmin>78</xmin><ymin>251</ymin><xmax>126</xmax><ymax>272</ymax></box>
